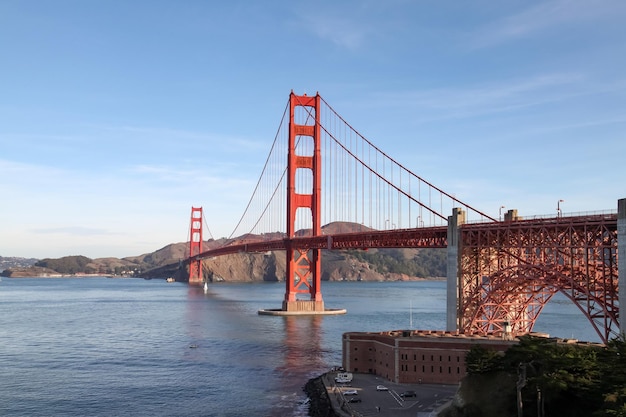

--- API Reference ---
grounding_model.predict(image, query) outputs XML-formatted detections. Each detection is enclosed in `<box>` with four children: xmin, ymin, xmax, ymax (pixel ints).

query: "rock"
<box><xmin>304</xmin><ymin>375</ymin><xmax>338</xmax><ymax>417</ymax></box>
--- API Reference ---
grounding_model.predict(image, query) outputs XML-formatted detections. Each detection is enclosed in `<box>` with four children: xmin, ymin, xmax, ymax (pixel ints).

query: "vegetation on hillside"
<box><xmin>348</xmin><ymin>248</ymin><xmax>446</xmax><ymax>278</ymax></box>
<box><xmin>35</xmin><ymin>256</ymin><xmax>93</xmax><ymax>274</ymax></box>
<box><xmin>33</xmin><ymin>255</ymin><xmax>142</xmax><ymax>275</ymax></box>
<box><xmin>450</xmin><ymin>336</ymin><xmax>626</xmax><ymax>417</ymax></box>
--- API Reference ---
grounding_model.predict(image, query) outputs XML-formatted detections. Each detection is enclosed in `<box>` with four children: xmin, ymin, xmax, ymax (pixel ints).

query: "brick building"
<box><xmin>342</xmin><ymin>330</ymin><xmax>519</xmax><ymax>385</ymax></box>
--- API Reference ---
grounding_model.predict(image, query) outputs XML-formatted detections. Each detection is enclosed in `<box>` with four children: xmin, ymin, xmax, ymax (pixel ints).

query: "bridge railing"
<box><xmin>462</xmin><ymin>209</ymin><xmax>617</xmax><ymax>225</ymax></box>
<box><xmin>517</xmin><ymin>209</ymin><xmax>617</xmax><ymax>221</ymax></box>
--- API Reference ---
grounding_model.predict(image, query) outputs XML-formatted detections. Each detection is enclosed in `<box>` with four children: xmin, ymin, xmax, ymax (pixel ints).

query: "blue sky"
<box><xmin>1</xmin><ymin>0</ymin><xmax>625</xmax><ymax>259</ymax></box>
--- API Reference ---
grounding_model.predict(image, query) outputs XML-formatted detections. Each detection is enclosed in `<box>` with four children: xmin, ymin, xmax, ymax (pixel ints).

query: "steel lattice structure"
<box><xmin>458</xmin><ymin>213</ymin><xmax>619</xmax><ymax>343</ymax></box>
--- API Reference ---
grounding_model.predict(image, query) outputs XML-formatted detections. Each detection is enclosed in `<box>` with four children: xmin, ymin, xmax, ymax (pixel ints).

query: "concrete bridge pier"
<box><xmin>446</xmin><ymin>207</ymin><xmax>466</xmax><ymax>332</ymax></box>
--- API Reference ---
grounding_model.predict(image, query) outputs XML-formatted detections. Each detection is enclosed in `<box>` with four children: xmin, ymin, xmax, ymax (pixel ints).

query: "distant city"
<box><xmin>0</xmin><ymin>256</ymin><xmax>38</xmax><ymax>269</ymax></box>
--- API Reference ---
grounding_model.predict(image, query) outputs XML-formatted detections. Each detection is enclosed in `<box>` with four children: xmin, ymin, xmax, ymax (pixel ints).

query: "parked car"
<box><xmin>343</xmin><ymin>390</ymin><xmax>358</xmax><ymax>395</ymax></box>
<box><xmin>348</xmin><ymin>397</ymin><xmax>362</xmax><ymax>403</ymax></box>
<box><xmin>400</xmin><ymin>390</ymin><xmax>417</xmax><ymax>398</ymax></box>
<box><xmin>376</xmin><ymin>385</ymin><xmax>388</xmax><ymax>391</ymax></box>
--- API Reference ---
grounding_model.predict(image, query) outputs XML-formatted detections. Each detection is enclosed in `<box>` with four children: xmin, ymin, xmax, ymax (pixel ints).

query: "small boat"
<box><xmin>203</xmin><ymin>281</ymin><xmax>208</xmax><ymax>292</ymax></box>
<box><xmin>166</xmin><ymin>277</ymin><xmax>175</xmax><ymax>283</ymax></box>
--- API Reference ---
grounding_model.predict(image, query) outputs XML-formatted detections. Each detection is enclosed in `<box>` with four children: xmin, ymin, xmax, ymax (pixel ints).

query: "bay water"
<box><xmin>0</xmin><ymin>278</ymin><xmax>600</xmax><ymax>416</ymax></box>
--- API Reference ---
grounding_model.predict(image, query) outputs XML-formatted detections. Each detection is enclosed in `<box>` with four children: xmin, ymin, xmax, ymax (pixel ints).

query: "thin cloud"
<box><xmin>467</xmin><ymin>0</ymin><xmax>626</xmax><ymax>50</ymax></box>
<box><xmin>291</xmin><ymin>3</ymin><xmax>380</xmax><ymax>50</ymax></box>
<box><xmin>307</xmin><ymin>16</ymin><xmax>367</xmax><ymax>49</ymax></box>
<box><xmin>369</xmin><ymin>73</ymin><xmax>586</xmax><ymax>121</ymax></box>
<box><xmin>31</xmin><ymin>226</ymin><xmax>115</xmax><ymax>236</ymax></box>
<box><xmin>127</xmin><ymin>164</ymin><xmax>254</xmax><ymax>189</ymax></box>
<box><xmin>94</xmin><ymin>123</ymin><xmax>268</xmax><ymax>152</ymax></box>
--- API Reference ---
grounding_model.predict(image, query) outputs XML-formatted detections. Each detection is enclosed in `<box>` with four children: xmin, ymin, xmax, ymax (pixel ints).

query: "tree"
<box><xmin>465</xmin><ymin>345</ymin><xmax>504</xmax><ymax>374</ymax></box>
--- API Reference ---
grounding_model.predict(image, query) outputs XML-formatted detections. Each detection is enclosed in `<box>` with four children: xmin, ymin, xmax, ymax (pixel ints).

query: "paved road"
<box><xmin>329</xmin><ymin>372</ymin><xmax>458</xmax><ymax>416</ymax></box>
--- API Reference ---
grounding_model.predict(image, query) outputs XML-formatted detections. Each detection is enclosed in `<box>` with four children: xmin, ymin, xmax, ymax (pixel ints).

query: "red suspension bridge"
<box><xmin>180</xmin><ymin>92</ymin><xmax>624</xmax><ymax>344</ymax></box>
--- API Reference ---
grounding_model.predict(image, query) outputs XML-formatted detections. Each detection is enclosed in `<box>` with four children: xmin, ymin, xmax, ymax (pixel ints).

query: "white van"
<box><xmin>335</xmin><ymin>372</ymin><xmax>353</xmax><ymax>382</ymax></box>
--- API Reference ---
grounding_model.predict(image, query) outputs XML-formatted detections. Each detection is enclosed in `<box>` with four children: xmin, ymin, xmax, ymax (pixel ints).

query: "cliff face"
<box><xmin>204</xmin><ymin>251</ymin><xmax>286</xmax><ymax>282</ymax></box>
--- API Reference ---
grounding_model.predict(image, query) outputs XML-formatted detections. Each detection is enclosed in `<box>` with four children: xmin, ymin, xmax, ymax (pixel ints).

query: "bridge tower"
<box><xmin>188</xmin><ymin>206</ymin><xmax>204</xmax><ymax>285</ymax></box>
<box><xmin>283</xmin><ymin>92</ymin><xmax>324</xmax><ymax>312</ymax></box>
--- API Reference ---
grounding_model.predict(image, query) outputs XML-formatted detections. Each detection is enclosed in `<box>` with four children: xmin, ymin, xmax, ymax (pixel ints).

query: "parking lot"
<box><xmin>327</xmin><ymin>372</ymin><xmax>458</xmax><ymax>416</ymax></box>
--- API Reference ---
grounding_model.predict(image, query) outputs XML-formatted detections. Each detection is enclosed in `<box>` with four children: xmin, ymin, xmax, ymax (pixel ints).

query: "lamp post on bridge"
<box><xmin>499</xmin><ymin>205</ymin><xmax>505</xmax><ymax>221</ymax></box>
<box><xmin>557</xmin><ymin>199</ymin><xmax>564</xmax><ymax>218</ymax></box>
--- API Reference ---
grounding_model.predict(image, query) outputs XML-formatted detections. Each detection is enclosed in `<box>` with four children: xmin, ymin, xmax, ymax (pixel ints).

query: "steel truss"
<box><xmin>458</xmin><ymin>214</ymin><xmax>619</xmax><ymax>343</ymax></box>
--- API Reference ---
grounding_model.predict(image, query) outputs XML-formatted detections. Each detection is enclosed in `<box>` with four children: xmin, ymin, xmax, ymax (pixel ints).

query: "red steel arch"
<box><xmin>458</xmin><ymin>213</ymin><xmax>619</xmax><ymax>343</ymax></box>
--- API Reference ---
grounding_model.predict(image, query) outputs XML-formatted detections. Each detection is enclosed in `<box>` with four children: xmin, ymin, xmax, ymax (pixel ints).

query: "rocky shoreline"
<box><xmin>304</xmin><ymin>374</ymin><xmax>338</xmax><ymax>417</ymax></box>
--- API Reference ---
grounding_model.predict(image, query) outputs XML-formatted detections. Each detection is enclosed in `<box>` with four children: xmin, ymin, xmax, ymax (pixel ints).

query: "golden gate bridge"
<box><xmin>174</xmin><ymin>91</ymin><xmax>623</xmax><ymax>344</ymax></box>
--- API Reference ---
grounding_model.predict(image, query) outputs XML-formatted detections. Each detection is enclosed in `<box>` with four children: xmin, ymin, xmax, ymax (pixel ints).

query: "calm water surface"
<box><xmin>0</xmin><ymin>278</ymin><xmax>600</xmax><ymax>416</ymax></box>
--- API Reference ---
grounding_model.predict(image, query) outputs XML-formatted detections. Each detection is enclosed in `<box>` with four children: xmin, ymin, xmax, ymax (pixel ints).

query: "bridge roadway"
<box><xmin>188</xmin><ymin>211</ymin><xmax>620</xmax><ymax>264</ymax></box>
<box><xmin>188</xmin><ymin>226</ymin><xmax>449</xmax><ymax>262</ymax></box>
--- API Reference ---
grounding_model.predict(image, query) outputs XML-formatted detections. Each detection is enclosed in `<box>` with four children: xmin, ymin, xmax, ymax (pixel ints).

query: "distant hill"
<box><xmin>0</xmin><ymin>222</ymin><xmax>446</xmax><ymax>281</ymax></box>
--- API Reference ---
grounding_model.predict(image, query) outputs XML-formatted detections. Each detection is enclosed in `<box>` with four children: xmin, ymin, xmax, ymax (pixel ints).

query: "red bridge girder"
<box><xmin>188</xmin><ymin>226</ymin><xmax>448</xmax><ymax>262</ymax></box>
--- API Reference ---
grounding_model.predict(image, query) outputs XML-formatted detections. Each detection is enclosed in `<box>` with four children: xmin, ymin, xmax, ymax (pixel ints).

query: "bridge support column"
<box><xmin>617</xmin><ymin>198</ymin><xmax>626</xmax><ymax>338</ymax></box>
<box><xmin>446</xmin><ymin>207</ymin><xmax>465</xmax><ymax>331</ymax></box>
<box><xmin>188</xmin><ymin>206</ymin><xmax>204</xmax><ymax>286</ymax></box>
<box><xmin>283</xmin><ymin>92</ymin><xmax>325</xmax><ymax>313</ymax></box>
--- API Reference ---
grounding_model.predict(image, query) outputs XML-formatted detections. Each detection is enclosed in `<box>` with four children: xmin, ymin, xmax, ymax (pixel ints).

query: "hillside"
<box><xmin>0</xmin><ymin>223</ymin><xmax>446</xmax><ymax>281</ymax></box>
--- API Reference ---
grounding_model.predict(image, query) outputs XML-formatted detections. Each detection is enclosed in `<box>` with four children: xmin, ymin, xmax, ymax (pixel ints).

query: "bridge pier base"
<box><xmin>282</xmin><ymin>299</ymin><xmax>326</xmax><ymax>312</ymax></box>
<box><xmin>259</xmin><ymin>300</ymin><xmax>346</xmax><ymax>316</ymax></box>
<box><xmin>619</xmin><ymin>198</ymin><xmax>626</xmax><ymax>338</ymax></box>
